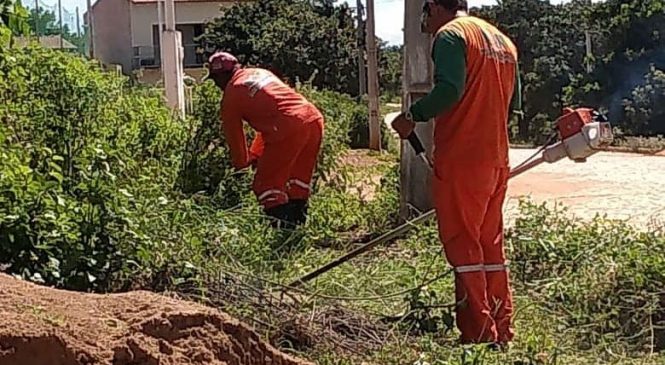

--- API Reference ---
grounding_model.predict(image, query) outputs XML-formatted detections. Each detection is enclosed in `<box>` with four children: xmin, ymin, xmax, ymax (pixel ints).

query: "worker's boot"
<box><xmin>289</xmin><ymin>199</ymin><xmax>309</xmax><ymax>226</ymax></box>
<box><xmin>264</xmin><ymin>204</ymin><xmax>296</xmax><ymax>230</ymax></box>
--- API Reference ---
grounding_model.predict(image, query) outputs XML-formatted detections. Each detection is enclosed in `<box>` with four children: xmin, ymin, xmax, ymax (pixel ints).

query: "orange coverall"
<box><xmin>409</xmin><ymin>16</ymin><xmax>519</xmax><ymax>344</ymax></box>
<box><xmin>220</xmin><ymin>68</ymin><xmax>324</xmax><ymax>210</ymax></box>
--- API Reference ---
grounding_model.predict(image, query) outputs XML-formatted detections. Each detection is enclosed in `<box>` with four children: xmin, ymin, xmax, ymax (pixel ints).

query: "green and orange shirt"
<box><xmin>409</xmin><ymin>15</ymin><xmax>522</xmax><ymax>168</ymax></box>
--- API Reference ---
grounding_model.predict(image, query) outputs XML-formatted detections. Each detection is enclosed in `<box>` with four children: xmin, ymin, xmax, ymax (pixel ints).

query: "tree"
<box><xmin>26</xmin><ymin>8</ymin><xmax>86</xmax><ymax>54</ymax></box>
<box><xmin>199</xmin><ymin>0</ymin><xmax>360</xmax><ymax>95</ymax></box>
<box><xmin>471</xmin><ymin>0</ymin><xmax>664</xmax><ymax>141</ymax></box>
<box><xmin>378</xmin><ymin>43</ymin><xmax>402</xmax><ymax>99</ymax></box>
<box><xmin>29</xmin><ymin>7</ymin><xmax>59</xmax><ymax>35</ymax></box>
<box><xmin>0</xmin><ymin>0</ymin><xmax>29</xmax><ymax>46</ymax></box>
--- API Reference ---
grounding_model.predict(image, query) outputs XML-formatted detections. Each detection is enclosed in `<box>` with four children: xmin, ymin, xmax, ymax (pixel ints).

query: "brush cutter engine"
<box><xmin>543</xmin><ymin>107</ymin><xmax>614</xmax><ymax>163</ymax></box>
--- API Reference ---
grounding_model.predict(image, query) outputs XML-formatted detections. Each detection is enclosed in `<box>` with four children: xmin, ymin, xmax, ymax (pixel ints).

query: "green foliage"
<box><xmin>0</xmin><ymin>46</ymin><xmax>187</xmax><ymax>290</ymax></box>
<box><xmin>26</xmin><ymin>8</ymin><xmax>87</xmax><ymax>53</ymax></box>
<box><xmin>378</xmin><ymin>44</ymin><xmax>403</xmax><ymax>98</ymax></box>
<box><xmin>472</xmin><ymin>0</ymin><xmax>665</xmax><ymax>141</ymax></box>
<box><xmin>0</xmin><ymin>46</ymin><xmax>391</xmax><ymax>293</ymax></box>
<box><xmin>298</xmin><ymin>85</ymin><xmax>394</xmax><ymax>155</ymax></box>
<box><xmin>175</xmin><ymin>81</ymin><xmax>252</xmax><ymax>207</ymax></box>
<box><xmin>200</xmin><ymin>0</ymin><xmax>360</xmax><ymax>95</ymax></box>
<box><xmin>0</xmin><ymin>0</ymin><xmax>29</xmax><ymax>45</ymax></box>
<box><xmin>621</xmin><ymin>65</ymin><xmax>665</xmax><ymax>135</ymax></box>
<box><xmin>508</xmin><ymin>200</ymin><xmax>665</xmax><ymax>351</ymax></box>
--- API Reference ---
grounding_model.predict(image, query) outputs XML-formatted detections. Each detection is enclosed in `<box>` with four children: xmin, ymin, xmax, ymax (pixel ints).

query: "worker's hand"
<box><xmin>391</xmin><ymin>112</ymin><xmax>416</xmax><ymax>140</ymax></box>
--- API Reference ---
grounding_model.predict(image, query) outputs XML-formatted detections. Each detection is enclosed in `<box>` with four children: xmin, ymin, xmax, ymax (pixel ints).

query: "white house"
<box><xmin>85</xmin><ymin>0</ymin><xmax>244</xmax><ymax>75</ymax></box>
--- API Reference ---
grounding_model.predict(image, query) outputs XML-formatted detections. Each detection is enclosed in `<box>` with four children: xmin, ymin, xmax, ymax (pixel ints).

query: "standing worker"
<box><xmin>391</xmin><ymin>0</ymin><xmax>522</xmax><ymax>346</ymax></box>
<box><xmin>206</xmin><ymin>51</ymin><xmax>325</xmax><ymax>228</ymax></box>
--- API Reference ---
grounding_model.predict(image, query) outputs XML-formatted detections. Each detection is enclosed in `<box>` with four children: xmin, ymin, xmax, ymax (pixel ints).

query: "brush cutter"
<box><xmin>288</xmin><ymin>107</ymin><xmax>613</xmax><ymax>288</ymax></box>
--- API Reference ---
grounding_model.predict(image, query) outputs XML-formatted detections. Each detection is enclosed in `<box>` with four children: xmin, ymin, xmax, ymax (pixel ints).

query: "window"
<box><xmin>151</xmin><ymin>23</ymin><xmax>205</xmax><ymax>68</ymax></box>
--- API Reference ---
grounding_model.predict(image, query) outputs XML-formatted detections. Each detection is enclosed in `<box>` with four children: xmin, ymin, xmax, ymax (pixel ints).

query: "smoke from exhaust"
<box><xmin>604</xmin><ymin>47</ymin><xmax>665</xmax><ymax>123</ymax></box>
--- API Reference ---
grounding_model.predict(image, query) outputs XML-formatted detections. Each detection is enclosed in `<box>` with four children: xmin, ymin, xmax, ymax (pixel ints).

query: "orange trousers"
<box><xmin>432</xmin><ymin>164</ymin><xmax>514</xmax><ymax>344</ymax></box>
<box><xmin>250</xmin><ymin>117</ymin><xmax>324</xmax><ymax>210</ymax></box>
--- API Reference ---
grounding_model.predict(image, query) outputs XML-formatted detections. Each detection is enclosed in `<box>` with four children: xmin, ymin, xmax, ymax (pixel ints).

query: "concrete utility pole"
<box><xmin>399</xmin><ymin>0</ymin><xmax>435</xmax><ymax>219</ymax></box>
<box><xmin>356</xmin><ymin>0</ymin><xmax>367</xmax><ymax>95</ymax></box>
<box><xmin>162</xmin><ymin>0</ymin><xmax>185</xmax><ymax>117</ymax></box>
<box><xmin>365</xmin><ymin>0</ymin><xmax>381</xmax><ymax>151</ymax></box>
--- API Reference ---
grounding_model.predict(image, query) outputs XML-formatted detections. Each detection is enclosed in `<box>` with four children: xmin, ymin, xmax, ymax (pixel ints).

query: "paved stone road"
<box><xmin>505</xmin><ymin>149</ymin><xmax>665</xmax><ymax>230</ymax></box>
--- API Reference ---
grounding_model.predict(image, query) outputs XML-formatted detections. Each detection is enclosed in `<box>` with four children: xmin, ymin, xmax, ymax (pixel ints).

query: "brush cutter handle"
<box><xmin>407</xmin><ymin>132</ymin><xmax>434</xmax><ymax>170</ymax></box>
<box><xmin>407</xmin><ymin>132</ymin><xmax>426</xmax><ymax>156</ymax></box>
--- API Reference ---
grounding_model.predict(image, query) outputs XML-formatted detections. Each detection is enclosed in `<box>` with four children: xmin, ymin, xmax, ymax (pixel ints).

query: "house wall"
<box><xmin>130</xmin><ymin>2</ymin><xmax>231</xmax><ymax>48</ymax></box>
<box><xmin>91</xmin><ymin>0</ymin><xmax>133</xmax><ymax>74</ymax></box>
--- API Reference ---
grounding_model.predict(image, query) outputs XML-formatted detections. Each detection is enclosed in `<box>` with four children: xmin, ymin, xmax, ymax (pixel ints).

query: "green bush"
<box><xmin>0</xmin><ymin>46</ymin><xmax>377</xmax><ymax>292</ymax></box>
<box><xmin>175</xmin><ymin>82</ymin><xmax>252</xmax><ymax>208</ymax></box>
<box><xmin>507</xmin><ymin>200</ymin><xmax>665</xmax><ymax>350</ymax></box>
<box><xmin>0</xmin><ymin>46</ymin><xmax>189</xmax><ymax>290</ymax></box>
<box><xmin>299</xmin><ymin>86</ymin><xmax>395</xmax><ymax>153</ymax></box>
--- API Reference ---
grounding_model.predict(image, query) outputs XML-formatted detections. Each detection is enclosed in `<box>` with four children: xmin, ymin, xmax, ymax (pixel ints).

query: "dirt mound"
<box><xmin>0</xmin><ymin>273</ymin><xmax>313</xmax><ymax>365</ymax></box>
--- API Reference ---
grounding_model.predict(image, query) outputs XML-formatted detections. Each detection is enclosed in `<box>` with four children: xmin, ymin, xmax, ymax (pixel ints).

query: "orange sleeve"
<box><xmin>220</xmin><ymin>89</ymin><xmax>249</xmax><ymax>170</ymax></box>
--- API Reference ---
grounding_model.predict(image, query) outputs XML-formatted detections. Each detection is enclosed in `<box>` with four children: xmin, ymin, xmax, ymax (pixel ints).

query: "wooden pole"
<box><xmin>365</xmin><ymin>0</ymin><xmax>381</xmax><ymax>151</ymax></box>
<box><xmin>356</xmin><ymin>0</ymin><xmax>366</xmax><ymax>95</ymax></box>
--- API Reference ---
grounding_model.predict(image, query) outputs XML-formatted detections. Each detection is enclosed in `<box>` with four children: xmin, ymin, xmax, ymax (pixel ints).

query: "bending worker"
<box><xmin>391</xmin><ymin>0</ymin><xmax>522</xmax><ymax>346</ymax></box>
<box><xmin>206</xmin><ymin>51</ymin><xmax>325</xmax><ymax>228</ymax></box>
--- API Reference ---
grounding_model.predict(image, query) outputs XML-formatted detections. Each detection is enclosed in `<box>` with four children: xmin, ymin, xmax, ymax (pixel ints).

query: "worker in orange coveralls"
<box><xmin>205</xmin><ymin>51</ymin><xmax>325</xmax><ymax>228</ymax></box>
<box><xmin>391</xmin><ymin>0</ymin><xmax>522</xmax><ymax>347</ymax></box>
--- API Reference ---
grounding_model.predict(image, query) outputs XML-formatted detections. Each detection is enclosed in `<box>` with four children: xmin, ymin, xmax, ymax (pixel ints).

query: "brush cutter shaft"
<box><xmin>289</xmin><ymin>211</ymin><xmax>435</xmax><ymax>287</ymax></box>
<box><xmin>288</xmin><ymin>109</ymin><xmax>614</xmax><ymax>288</ymax></box>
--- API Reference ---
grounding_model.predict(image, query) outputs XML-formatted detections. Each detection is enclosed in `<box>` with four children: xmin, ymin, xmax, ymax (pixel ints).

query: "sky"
<box><xmin>29</xmin><ymin>0</ymin><xmax>576</xmax><ymax>45</ymax></box>
<box><xmin>352</xmin><ymin>0</ymin><xmax>576</xmax><ymax>45</ymax></box>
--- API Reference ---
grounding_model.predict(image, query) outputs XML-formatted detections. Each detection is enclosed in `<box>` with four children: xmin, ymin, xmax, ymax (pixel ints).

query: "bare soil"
<box><xmin>337</xmin><ymin>149</ymin><xmax>394</xmax><ymax>202</ymax></box>
<box><xmin>0</xmin><ymin>273</ymin><xmax>312</xmax><ymax>365</ymax></box>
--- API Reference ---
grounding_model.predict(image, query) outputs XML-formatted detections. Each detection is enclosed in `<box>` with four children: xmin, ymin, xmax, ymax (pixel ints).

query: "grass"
<box><xmin>174</xmin><ymin>150</ymin><xmax>664</xmax><ymax>365</ymax></box>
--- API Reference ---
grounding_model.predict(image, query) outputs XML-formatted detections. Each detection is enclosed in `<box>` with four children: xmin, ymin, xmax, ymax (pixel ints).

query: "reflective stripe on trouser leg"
<box><xmin>454</xmin><ymin>264</ymin><xmax>485</xmax><ymax>273</ymax></box>
<box><xmin>287</xmin><ymin>179</ymin><xmax>311</xmax><ymax>202</ymax></box>
<box><xmin>484</xmin><ymin>262</ymin><xmax>509</xmax><ymax>272</ymax></box>
<box><xmin>257</xmin><ymin>189</ymin><xmax>289</xmax><ymax>209</ymax></box>
<box><xmin>288</xmin><ymin>179</ymin><xmax>311</xmax><ymax>192</ymax></box>
<box><xmin>454</xmin><ymin>263</ymin><xmax>509</xmax><ymax>273</ymax></box>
